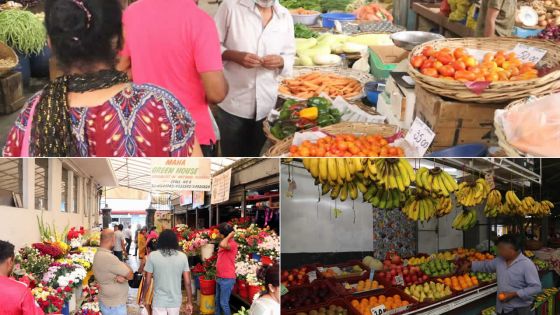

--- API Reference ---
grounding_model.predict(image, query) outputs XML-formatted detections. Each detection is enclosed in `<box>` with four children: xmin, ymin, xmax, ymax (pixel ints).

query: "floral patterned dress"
<box><xmin>3</xmin><ymin>83</ymin><xmax>195</xmax><ymax>157</ymax></box>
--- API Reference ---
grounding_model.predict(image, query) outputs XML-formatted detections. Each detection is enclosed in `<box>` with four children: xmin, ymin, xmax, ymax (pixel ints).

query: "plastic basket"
<box><xmin>369</xmin><ymin>48</ymin><xmax>397</xmax><ymax>81</ymax></box>
<box><xmin>281</xmin><ymin>280</ymin><xmax>340</xmax><ymax>312</ymax></box>
<box><xmin>284</xmin><ymin>298</ymin><xmax>360</xmax><ymax>315</ymax></box>
<box><xmin>513</xmin><ymin>26</ymin><xmax>542</xmax><ymax>38</ymax></box>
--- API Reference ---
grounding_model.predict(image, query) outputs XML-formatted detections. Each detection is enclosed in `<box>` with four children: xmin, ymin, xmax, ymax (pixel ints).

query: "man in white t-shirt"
<box><xmin>113</xmin><ymin>224</ymin><xmax>126</xmax><ymax>261</ymax></box>
<box><xmin>123</xmin><ymin>225</ymin><xmax>132</xmax><ymax>257</ymax></box>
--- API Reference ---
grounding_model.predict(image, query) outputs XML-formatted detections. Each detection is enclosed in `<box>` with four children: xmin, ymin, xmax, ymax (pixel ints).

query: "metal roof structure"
<box><xmin>109</xmin><ymin>158</ymin><xmax>240</xmax><ymax>194</ymax></box>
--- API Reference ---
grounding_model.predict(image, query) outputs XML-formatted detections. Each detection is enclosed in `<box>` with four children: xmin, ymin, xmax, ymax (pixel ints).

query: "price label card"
<box><xmin>394</xmin><ymin>275</ymin><xmax>405</xmax><ymax>286</ymax></box>
<box><xmin>404</xmin><ymin>117</ymin><xmax>435</xmax><ymax>156</ymax></box>
<box><xmin>512</xmin><ymin>44</ymin><xmax>547</xmax><ymax>64</ymax></box>
<box><xmin>370</xmin><ymin>304</ymin><xmax>386</xmax><ymax>315</ymax></box>
<box><xmin>307</xmin><ymin>271</ymin><xmax>317</xmax><ymax>283</ymax></box>
<box><xmin>369</xmin><ymin>269</ymin><xmax>375</xmax><ymax>281</ymax></box>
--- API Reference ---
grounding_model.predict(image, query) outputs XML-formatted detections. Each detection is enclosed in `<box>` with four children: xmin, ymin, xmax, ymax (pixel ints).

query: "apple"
<box><xmin>379</xmin><ymin>272</ymin><xmax>386</xmax><ymax>278</ymax></box>
<box><xmin>422</xmin><ymin>275</ymin><xmax>429</xmax><ymax>281</ymax></box>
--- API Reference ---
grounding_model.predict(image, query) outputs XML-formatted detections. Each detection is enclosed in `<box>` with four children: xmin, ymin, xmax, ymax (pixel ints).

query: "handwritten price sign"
<box><xmin>370</xmin><ymin>304</ymin><xmax>386</xmax><ymax>315</ymax></box>
<box><xmin>405</xmin><ymin>118</ymin><xmax>435</xmax><ymax>156</ymax></box>
<box><xmin>512</xmin><ymin>44</ymin><xmax>547</xmax><ymax>64</ymax></box>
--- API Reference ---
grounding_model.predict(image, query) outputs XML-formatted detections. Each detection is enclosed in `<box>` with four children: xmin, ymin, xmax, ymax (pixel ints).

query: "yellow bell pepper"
<box><xmin>299</xmin><ymin>107</ymin><xmax>319</xmax><ymax>120</ymax></box>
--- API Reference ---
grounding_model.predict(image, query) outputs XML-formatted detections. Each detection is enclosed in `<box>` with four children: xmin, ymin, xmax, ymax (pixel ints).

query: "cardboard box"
<box><xmin>414</xmin><ymin>86</ymin><xmax>508</xmax><ymax>149</ymax></box>
<box><xmin>0</xmin><ymin>71</ymin><xmax>24</xmax><ymax>114</ymax></box>
<box><xmin>369</xmin><ymin>45</ymin><xmax>409</xmax><ymax>64</ymax></box>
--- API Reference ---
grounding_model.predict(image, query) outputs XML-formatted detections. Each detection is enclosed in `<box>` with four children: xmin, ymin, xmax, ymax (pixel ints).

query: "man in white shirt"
<box><xmin>123</xmin><ymin>225</ymin><xmax>132</xmax><ymax>257</ymax></box>
<box><xmin>113</xmin><ymin>224</ymin><xmax>126</xmax><ymax>261</ymax></box>
<box><xmin>214</xmin><ymin>0</ymin><xmax>295</xmax><ymax>157</ymax></box>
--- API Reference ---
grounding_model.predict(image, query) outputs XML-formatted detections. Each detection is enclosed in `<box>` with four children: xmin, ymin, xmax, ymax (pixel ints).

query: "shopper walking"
<box><xmin>476</xmin><ymin>0</ymin><xmax>517</xmax><ymax>37</ymax></box>
<box><xmin>140</xmin><ymin>229</ymin><xmax>193</xmax><ymax>315</ymax></box>
<box><xmin>120</xmin><ymin>0</ymin><xmax>228</xmax><ymax>157</ymax></box>
<box><xmin>124</xmin><ymin>225</ymin><xmax>132</xmax><ymax>257</ymax></box>
<box><xmin>0</xmin><ymin>240</ymin><xmax>44</xmax><ymax>315</ymax></box>
<box><xmin>214</xmin><ymin>0</ymin><xmax>295</xmax><ymax>156</ymax></box>
<box><xmin>249</xmin><ymin>264</ymin><xmax>280</xmax><ymax>315</ymax></box>
<box><xmin>2</xmin><ymin>0</ymin><xmax>202</xmax><ymax>157</ymax></box>
<box><xmin>113</xmin><ymin>224</ymin><xmax>126</xmax><ymax>261</ymax></box>
<box><xmin>461</xmin><ymin>234</ymin><xmax>541</xmax><ymax>315</ymax></box>
<box><xmin>216</xmin><ymin>223</ymin><xmax>238</xmax><ymax>315</ymax></box>
<box><xmin>134</xmin><ymin>224</ymin><xmax>141</xmax><ymax>256</ymax></box>
<box><xmin>93</xmin><ymin>229</ymin><xmax>134</xmax><ymax>315</ymax></box>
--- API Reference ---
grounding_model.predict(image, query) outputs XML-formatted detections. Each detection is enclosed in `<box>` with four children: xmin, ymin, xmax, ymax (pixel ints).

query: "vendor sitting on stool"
<box><xmin>461</xmin><ymin>234</ymin><xmax>541</xmax><ymax>315</ymax></box>
<box><xmin>475</xmin><ymin>0</ymin><xmax>517</xmax><ymax>37</ymax></box>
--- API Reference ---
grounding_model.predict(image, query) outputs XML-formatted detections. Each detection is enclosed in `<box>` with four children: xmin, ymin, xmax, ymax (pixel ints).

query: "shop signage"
<box><xmin>405</xmin><ymin>117</ymin><xmax>435</xmax><ymax>156</ymax></box>
<box><xmin>370</xmin><ymin>304</ymin><xmax>386</xmax><ymax>315</ymax></box>
<box><xmin>151</xmin><ymin>158</ymin><xmax>211</xmax><ymax>192</ymax></box>
<box><xmin>211</xmin><ymin>168</ymin><xmax>232</xmax><ymax>204</ymax></box>
<box><xmin>180</xmin><ymin>191</ymin><xmax>205</xmax><ymax>207</ymax></box>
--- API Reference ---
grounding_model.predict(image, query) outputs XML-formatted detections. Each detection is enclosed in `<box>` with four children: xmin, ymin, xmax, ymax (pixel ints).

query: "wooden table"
<box><xmin>412</xmin><ymin>2</ymin><xmax>474</xmax><ymax>38</ymax></box>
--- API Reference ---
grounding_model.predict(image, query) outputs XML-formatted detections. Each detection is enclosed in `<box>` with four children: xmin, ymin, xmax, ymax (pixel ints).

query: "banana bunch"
<box><xmin>456</xmin><ymin>179</ymin><xmax>491</xmax><ymax>207</ymax></box>
<box><xmin>452</xmin><ymin>210</ymin><xmax>478</xmax><ymax>230</ymax></box>
<box><xmin>528</xmin><ymin>200</ymin><xmax>554</xmax><ymax>217</ymax></box>
<box><xmin>416</xmin><ymin>167</ymin><xmax>459</xmax><ymax>197</ymax></box>
<box><xmin>402</xmin><ymin>190</ymin><xmax>437</xmax><ymax>222</ymax></box>
<box><xmin>302</xmin><ymin>158</ymin><xmax>365</xmax><ymax>186</ymax></box>
<box><xmin>364</xmin><ymin>158</ymin><xmax>415</xmax><ymax>192</ymax></box>
<box><xmin>365</xmin><ymin>185</ymin><xmax>406</xmax><ymax>209</ymax></box>
<box><xmin>323</xmin><ymin>180</ymin><xmax>360</xmax><ymax>202</ymax></box>
<box><xmin>519</xmin><ymin>196</ymin><xmax>537</xmax><ymax>215</ymax></box>
<box><xmin>504</xmin><ymin>190</ymin><xmax>522</xmax><ymax>210</ymax></box>
<box><xmin>484</xmin><ymin>189</ymin><xmax>502</xmax><ymax>218</ymax></box>
<box><xmin>436</xmin><ymin>196</ymin><xmax>453</xmax><ymax>217</ymax></box>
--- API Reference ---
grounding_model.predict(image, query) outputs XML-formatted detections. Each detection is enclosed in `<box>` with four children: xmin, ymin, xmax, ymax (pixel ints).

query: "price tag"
<box><xmin>307</xmin><ymin>271</ymin><xmax>317</xmax><ymax>283</ymax></box>
<box><xmin>370</xmin><ymin>304</ymin><xmax>386</xmax><ymax>315</ymax></box>
<box><xmin>512</xmin><ymin>44</ymin><xmax>547</xmax><ymax>64</ymax></box>
<box><xmin>369</xmin><ymin>269</ymin><xmax>375</xmax><ymax>281</ymax></box>
<box><xmin>394</xmin><ymin>275</ymin><xmax>405</xmax><ymax>286</ymax></box>
<box><xmin>404</xmin><ymin>117</ymin><xmax>435</xmax><ymax>156</ymax></box>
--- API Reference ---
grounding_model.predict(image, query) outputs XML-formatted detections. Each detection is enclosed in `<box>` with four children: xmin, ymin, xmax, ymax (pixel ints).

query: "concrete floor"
<box><xmin>0</xmin><ymin>0</ymin><xmax>221</xmax><ymax>149</ymax></box>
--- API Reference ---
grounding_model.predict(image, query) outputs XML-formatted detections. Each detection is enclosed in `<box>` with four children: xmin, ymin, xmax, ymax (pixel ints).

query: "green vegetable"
<box><xmin>270</xmin><ymin>122</ymin><xmax>284</xmax><ymax>139</ymax></box>
<box><xmin>279</xmin><ymin>109</ymin><xmax>291</xmax><ymax>120</ymax></box>
<box><xmin>0</xmin><ymin>9</ymin><xmax>47</xmax><ymax>55</ymax></box>
<box><xmin>294</xmin><ymin>23</ymin><xmax>318</xmax><ymax>39</ymax></box>
<box><xmin>280</xmin><ymin>0</ymin><xmax>321</xmax><ymax>11</ymax></box>
<box><xmin>308</xmin><ymin>97</ymin><xmax>330</xmax><ymax>108</ymax></box>
<box><xmin>282</xmin><ymin>99</ymin><xmax>299</xmax><ymax>110</ymax></box>
<box><xmin>319</xmin><ymin>0</ymin><xmax>353</xmax><ymax>12</ymax></box>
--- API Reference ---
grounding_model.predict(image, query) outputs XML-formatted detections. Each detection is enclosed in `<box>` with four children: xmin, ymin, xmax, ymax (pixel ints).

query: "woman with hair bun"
<box><xmin>3</xmin><ymin>0</ymin><xmax>202</xmax><ymax>157</ymax></box>
<box><xmin>249</xmin><ymin>264</ymin><xmax>280</xmax><ymax>315</ymax></box>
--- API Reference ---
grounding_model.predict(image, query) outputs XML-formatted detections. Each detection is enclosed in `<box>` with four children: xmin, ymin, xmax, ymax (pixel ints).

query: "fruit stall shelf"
<box><xmin>281</xmin><ymin>279</ymin><xmax>340</xmax><ymax>312</ymax></box>
<box><xmin>284</xmin><ymin>298</ymin><xmax>357</xmax><ymax>315</ymax></box>
<box><xmin>345</xmin><ymin>287</ymin><xmax>419</xmax><ymax>315</ymax></box>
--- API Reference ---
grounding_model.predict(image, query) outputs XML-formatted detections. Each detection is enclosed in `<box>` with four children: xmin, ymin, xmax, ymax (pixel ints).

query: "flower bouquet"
<box><xmin>199</xmin><ymin>255</ymin><xmax>217</xmax><ymax>295</ymax></box>
<box><xmin>257</xmin><ymin>234</ymin><xmax>280</xmax><ymax>260</ymax></box>
<box><xmin>230</xmin><ymin>217</ymin><xmax>252</xmax><ymax>229</ymax></box>
<box><xmin>246</xmin><ymin>273</ymin><xmax>263</xmax><ymax>302</ymax></box>
<box><xmin>67</xmin><ymin>226</ymin><xmax>85</xmax><ymax>241</ymax></box>
<box><xmin>235</xmin><ymin>257</ymin><xmax>262</xmax><ymax>280</ymax></box>
<box><xmin>42</xmin><ymin>262</ymin><xmax>87</xmax><ymax>291</ymax></box>
<box><xmin>31</xmin><ymin>284</ymin><xmax>66</xmax><ymax>314</ymax></box>
<box><xmin>32</xmin><ymin>243</ymin><xmax>64</xmax><ymax>259</ymax></box>
<box><xmin>82</xmin><ymin>282</ymin><xmax>100</xmax><ymax>303</ymax></box>
<box><xmin>13</xmin><ymin>246</ymin><xmax>53</xmax><ymax>282</ymax></box>
<box><xmin>78</xmin><ymin>302</ymin><xmax>100</xmax><ymax>315</ymax></box>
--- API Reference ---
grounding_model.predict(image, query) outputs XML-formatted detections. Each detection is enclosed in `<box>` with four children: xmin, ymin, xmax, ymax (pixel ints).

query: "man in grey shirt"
<box><xmin>113</xmin><ymin>224</ymin><xmax>126</xmax><ymax>261</ymax></box>
<box><xmin>93</xmin><ymin>229</ymin><xmax>133</xmax><ymax>315</ymax></box>
<box><xmin>140</xmin><ymin>229</ymin><xmax>193</xmax><ymax>315</ymax></box>
<box><xmin>463</xmin><ymin>234</ymin><xmax>541</xmax><ymax>315</ymax></box>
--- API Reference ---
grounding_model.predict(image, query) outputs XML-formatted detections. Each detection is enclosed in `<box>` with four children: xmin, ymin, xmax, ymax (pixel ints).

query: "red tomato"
<box><xmin>453</xmin><ymin>48</ymin><xmax>466</xmax><ymax>60</ymax></box>
<box><xmin>411</xmin><ymin>55</ymin><xmax>427</xmax><ymax>68</ymax></box>
<box><xmin>436</xmin><ymin>52</ymin><xmax>454</xmax><ymax>65</ymax></box>
<box><xmin>421</xmin><ymin>68</ymin><xmax>439</xmax><ymax>78</ymax></box>
<box><xmin>454</xmin><ymin>70</ymin><xmax>476</xmax><ymax>81</ymax></box>
<box><xmin>422</xmin><ymin>46</ymin><xmax>435</xmax><ymax>57</ymax></box>
<box><xmin>451</xmin><ymin>60</ymin><xmax>466</xmax><ymax>71</ymax></box>
<box><xmin>438</xmin><ymin>65</ymin><xmax>455</xmax><ymax>77</ymax></box>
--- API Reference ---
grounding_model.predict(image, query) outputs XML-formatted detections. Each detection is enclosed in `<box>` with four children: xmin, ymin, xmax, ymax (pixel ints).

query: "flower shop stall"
<box><xmin>175</xmin><ymin>221</ymin><xmax>280</xmax><ymax>314</ymax></box>
<box><xmin>11</xmin><ymin>218</ymin><xmax>102</xmax><ymax>315</ymax></box>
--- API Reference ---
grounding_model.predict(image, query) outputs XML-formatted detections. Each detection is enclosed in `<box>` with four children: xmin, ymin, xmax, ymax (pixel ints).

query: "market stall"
<box><xmin>281</xmin><ymin>157</ymin><xmax>560</xmax><ymax>315</ymax></box>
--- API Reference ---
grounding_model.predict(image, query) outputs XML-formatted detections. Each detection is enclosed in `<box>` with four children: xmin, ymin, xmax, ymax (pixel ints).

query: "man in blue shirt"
<box><xmin>463</xmin><ymin>234</ymin><xmax>541</xmax><ymax>315</ymax></box>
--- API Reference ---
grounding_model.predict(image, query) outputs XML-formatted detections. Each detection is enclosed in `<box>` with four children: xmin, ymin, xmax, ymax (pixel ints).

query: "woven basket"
<box><xmin>0</xmin><ymin>42</ymin><xmax>18</xmax><ymax>74</ymax></box>
<box><xmin>278</xmin><ymin>68</ymin><xmax>374</xmax><ymax>101</ymax></box>
<box><xmin>408</xmin><ymin>37</ymin><xmax>560</xmax><ymax>103</ymax></box>
<box><xmin>494</xmin><ymin>95</ymin><xmax>550</xmax><ymax>157</ymax></box>
<box><xmin>265</xmin><ymin>122</ymin><xmax>398</xmax><ymax>156</ymax></box>
<box><xmin>263</xmin><ymin>120</ymin><xmax>282</xmax><ymax>143</ymax></box>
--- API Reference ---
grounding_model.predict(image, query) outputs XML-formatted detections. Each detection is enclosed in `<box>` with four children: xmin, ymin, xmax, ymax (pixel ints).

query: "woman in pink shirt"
<box><xmin>119</xmin><ymin>0</ymin><xmax>228</xmax><ymax>157</ymax></box>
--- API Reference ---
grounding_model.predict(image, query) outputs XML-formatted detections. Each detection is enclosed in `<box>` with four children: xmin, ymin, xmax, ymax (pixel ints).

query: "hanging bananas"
<box><xmin>435</xmin><ymin>196</ymin><xmax>453</xmax><ymax>217</ymax></box>
<box><xmin>484</xmin><ymin>189</ymin><xmax>502</xmax><ymax>218</ymax></box>
<box><xmin>364</xmin><ymin>158</ymin><xmax>415</xmax><ymax>192</ymax></box>
<box><xmin>533</xmin><ymin>200</ymin><xmax>555</xmax><ymax>217</ymax></box>
<box><xmin>452</xmin><ymin>209</ymin><xmax>478</xmax><ymax>230</ymax></box>
<box><xmin>402</xmin><ymin>189</ymin><xmax>437</xmax><ymax>222</ymax></box>
<box><xmin>367</xmin><ymin>186</ymin><xmax>406</xmax><ymax>210</ymax></box>
<box><xmin>456</xmin><ymin>178</ymin><xmax>491</xmax><ymax>207</ymax></box>
<box><xmin>416</xmin><ymin>167</ymin><xmax>459</xmax><ymax>197</ymax></box>
<box><xmin>302</xmin><ymin>158</ymin><xmax>365</xmax><ymax>203</ymax></box>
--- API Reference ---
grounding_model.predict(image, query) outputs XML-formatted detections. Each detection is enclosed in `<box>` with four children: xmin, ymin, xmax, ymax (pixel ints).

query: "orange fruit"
<box><xmin>498</xmin><ymin>293</ymin><xmax>506</xmax><ymax>301</ymax></box>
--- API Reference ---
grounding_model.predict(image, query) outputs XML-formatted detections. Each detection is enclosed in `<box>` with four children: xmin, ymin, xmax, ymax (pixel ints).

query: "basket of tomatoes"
<box><xmin>265</xmin><ymin>122</ymin><xmax>403</xmax><ymax>157</ymax></box>
<box><xmin>407</xmin><ymin>37</ymin><xmax>560</xmax><ymax>103</ymax></box>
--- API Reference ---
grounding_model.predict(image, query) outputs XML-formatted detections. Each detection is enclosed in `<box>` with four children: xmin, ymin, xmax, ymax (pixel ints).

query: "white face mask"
<box><xmin>255</xmin><ymin>0</ymin><xmax>274</xmax><ymax>8</ymax></box>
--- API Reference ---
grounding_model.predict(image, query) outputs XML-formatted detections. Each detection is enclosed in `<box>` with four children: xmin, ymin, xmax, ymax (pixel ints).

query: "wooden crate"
<box><xmin>414</xmin><ymin>86</ymin><xmax>508</xmax><ymax>150</ymax></box>
<box><xmin>0</xmin><ymin>71</ymin><xmax>24</xmax><ymax>114</ymax></box>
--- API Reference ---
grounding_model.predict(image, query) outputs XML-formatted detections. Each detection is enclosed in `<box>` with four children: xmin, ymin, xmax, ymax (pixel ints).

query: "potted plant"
<box><xmin>0</xmin><ymin>8</ymin><xmax>47</xmax><ymax>86</ymax></box>
<box><xmin>199</xmin><ymin>255</ymin><xmax>217</xmax><ymax>295</ymax></box>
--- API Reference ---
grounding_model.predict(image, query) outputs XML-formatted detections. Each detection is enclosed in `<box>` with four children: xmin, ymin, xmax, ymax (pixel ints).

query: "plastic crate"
<box><xmin>283</xmin><ymin>264</ymin><xmax>319</xmax><ymax>290</ymax></box>
<box><xmin>317</xmin><ymin>260</ymin><xmax>371</xmax><ymax>283</ymax></box>
<box><xmin>346</xmin><ymin>287</ymin><xmax>418</xmax><ymax>315</ymax></box>
<box><xmin>284</xmin><ymin>298</ymin><xmax>360</xmax><ymax>315</ymax></box>
<box><xmin>281</xmin><ymin>280</ymin><xmax>340</xmax><ymax>312</ymax></box>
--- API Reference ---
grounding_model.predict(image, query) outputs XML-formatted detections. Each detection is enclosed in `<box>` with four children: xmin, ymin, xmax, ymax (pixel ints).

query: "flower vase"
<box><xmin>237</xmin><ymin>279</ymin><xmax>248</xmax><ymax>299</ymax></box>
<box><xmin>251</xmin><ymin>253</ymin><xmax>261</xmax><ymax>262</ymax></box>
<box><xmin>199</xmin><ymin>276</ymin><xmax>216</xmax><ymax>295</ymax></box>
<box><xmin>200</xmin><ymin>243</ymin><xmax>215</xmax><ymax>260</ymax></box>
<box><xmin>68</xmin><ymin>293</ymin><xmax>76</xmax><ymax>313</ymax></box>
<box><xmin>247</xmin><ymin>285</ymin><xmax>262</xmax><ymax>302</ymax></box>
<box><xmin>61</xmin><ymin>302</ymin><xmax>70</xmax><ymax>315</ymax></box>
<box><xmin>72</xmin><ymin>284</ymin><xmax>82</xmax><ymax>310</ymax></box>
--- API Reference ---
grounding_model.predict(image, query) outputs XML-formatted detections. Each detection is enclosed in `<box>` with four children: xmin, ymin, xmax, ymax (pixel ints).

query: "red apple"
<box><xmin>422</xmin><ymin>275</ymin><xmax>429</xmax><ymax>281</ymax></box>
<box><xmin>403</xmin><ymin>269</ymin><xmax>409</xmax><ymax>275</ymax></box>
<box><xmin>379</xmin><ymin>272</ymin><xmax>385</xmax><ymax>278</ymax></box>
